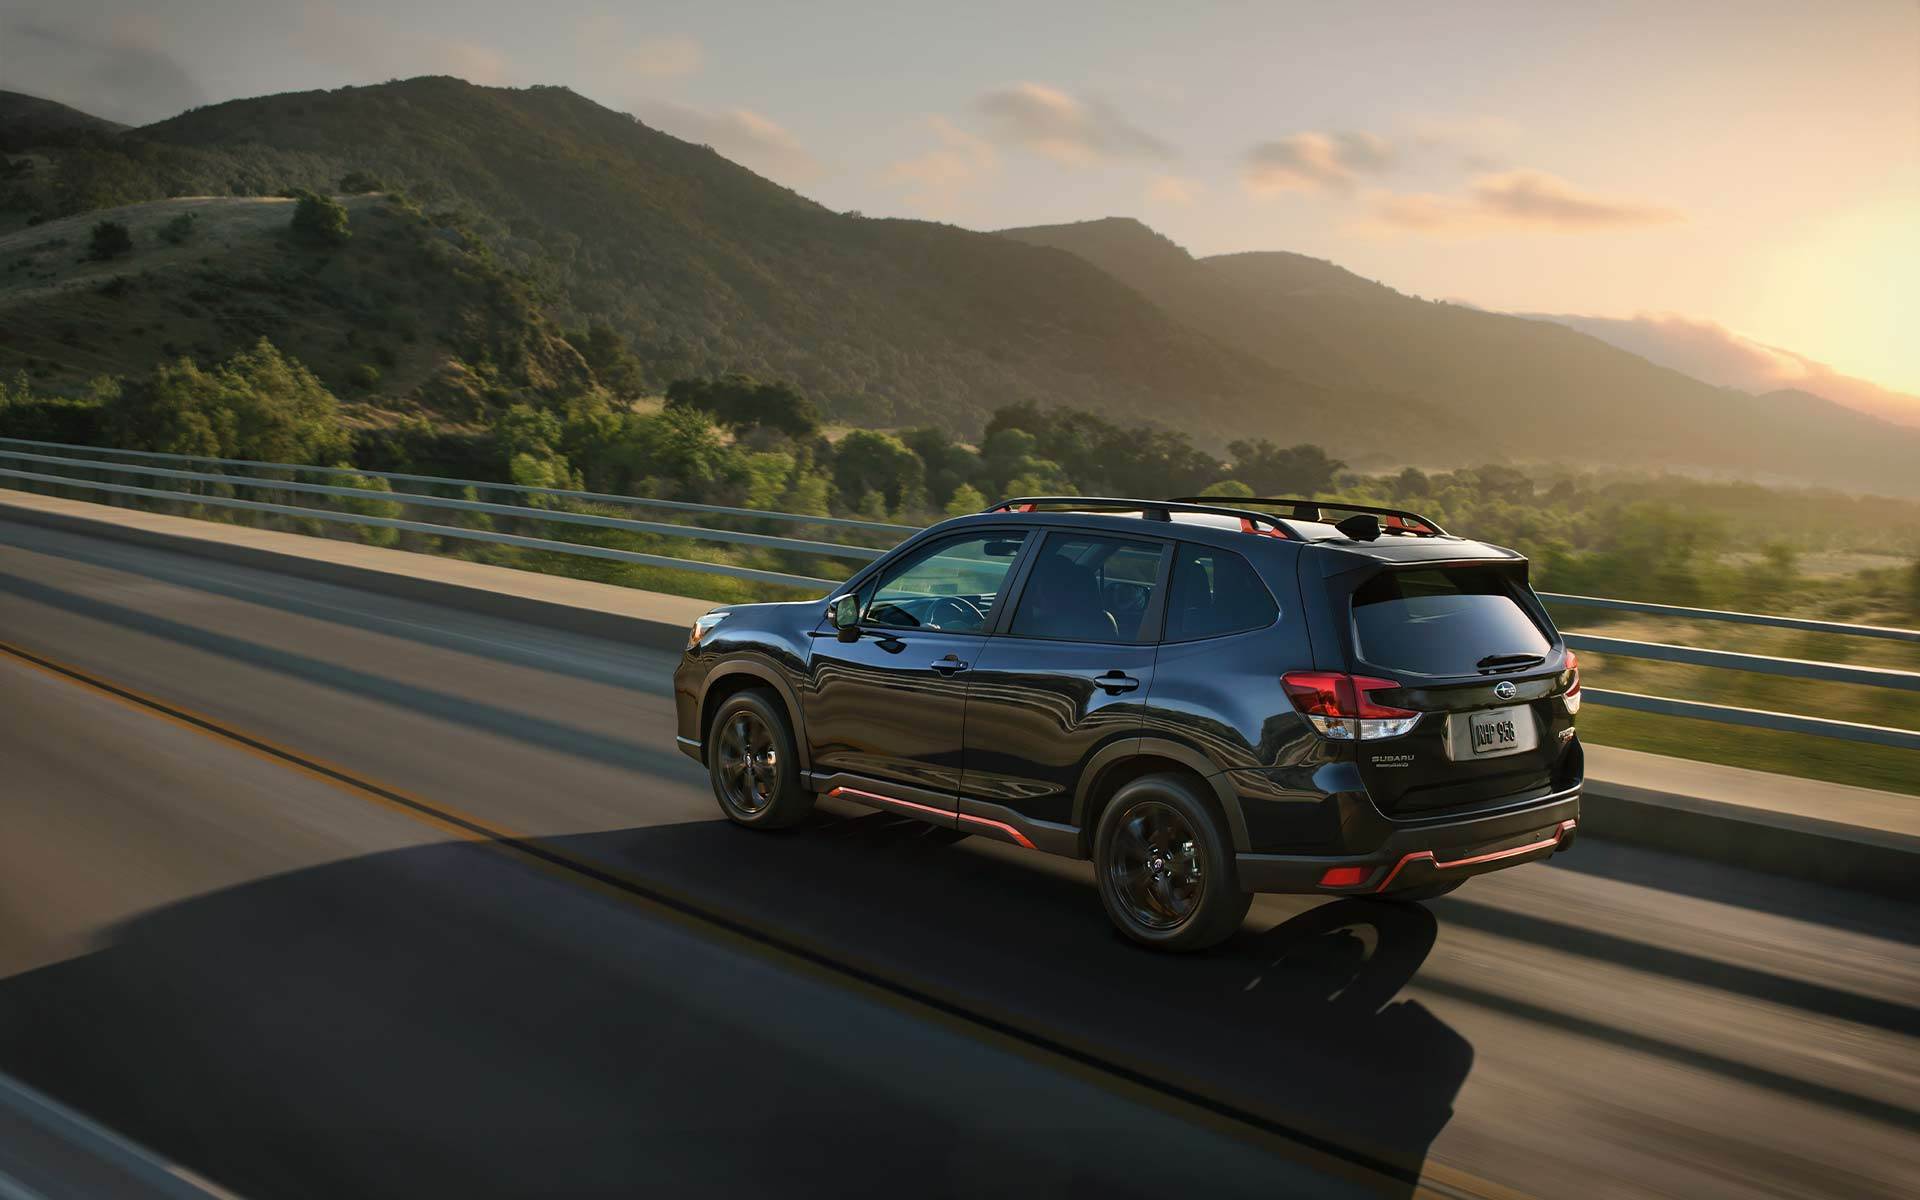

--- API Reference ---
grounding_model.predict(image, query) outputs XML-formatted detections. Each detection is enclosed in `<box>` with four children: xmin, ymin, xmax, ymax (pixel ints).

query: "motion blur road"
<box><xmin>0</xmin><ymin>519</ymin><xmax>1914</xmax><ymax>1199</ymax></box>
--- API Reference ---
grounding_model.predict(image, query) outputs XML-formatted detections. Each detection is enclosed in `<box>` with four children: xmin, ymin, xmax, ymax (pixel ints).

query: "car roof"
<box><xmin>934</xmin><ymin>508</ymin><xmax>1523</xmax><ymax>565</ymax></box>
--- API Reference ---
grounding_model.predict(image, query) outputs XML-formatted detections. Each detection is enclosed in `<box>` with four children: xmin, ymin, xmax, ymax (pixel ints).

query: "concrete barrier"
<box><xmin>0</xmin><ymin>489</ymin><xmax>717</xmax><ymax>650</ymax></box>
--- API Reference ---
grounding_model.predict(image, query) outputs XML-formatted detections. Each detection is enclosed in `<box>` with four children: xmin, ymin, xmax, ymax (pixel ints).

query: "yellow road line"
<box><xmin>0</xmin><ymin>635</ymin><xmax>1519</xmax><ymax>1200</ymax></box>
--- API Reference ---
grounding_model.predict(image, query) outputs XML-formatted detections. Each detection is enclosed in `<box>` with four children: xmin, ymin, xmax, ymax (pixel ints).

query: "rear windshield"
<box><xmin>1349</xmin><ymin>567</ymin><xmax>1550</xmax><ymax>678</ymax></box>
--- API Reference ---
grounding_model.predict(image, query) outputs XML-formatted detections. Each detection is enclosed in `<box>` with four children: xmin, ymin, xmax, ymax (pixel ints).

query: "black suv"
<box><xmin>675</xmin><ymin>497</ymin><xmax>1582</xmax><ymax>950</ymax></box>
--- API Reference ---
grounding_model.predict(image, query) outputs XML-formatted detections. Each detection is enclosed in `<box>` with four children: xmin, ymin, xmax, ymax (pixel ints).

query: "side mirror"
<box><xmin>830</xmin><ymin>594</ymin><xmax>861</xmax><ymax>638</ymax></box>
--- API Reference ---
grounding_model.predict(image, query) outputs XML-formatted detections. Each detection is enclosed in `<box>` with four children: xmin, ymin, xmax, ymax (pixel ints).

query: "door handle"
<box><xmin>1095</xmin><ymin>670</ymin><xmax>1140</xmax><ymax>694</ymax></box>
<box><xmin>930</xmin><ymin>655</ymin><xmax>968</xmax><ymax>675</ymax></box>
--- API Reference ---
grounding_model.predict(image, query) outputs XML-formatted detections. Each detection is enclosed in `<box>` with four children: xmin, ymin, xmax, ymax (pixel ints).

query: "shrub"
<box><xmin>103</xmin><ymin>338</ymin><xmax>352</xmax><ymax>463</ymax></box>
<box><xmin>289</xmin><ymin>189</ymin><xmax>351</xmax><ymax>245</ymax></box>
<box><xmin>349</xmin><ymin>363</ymin><xmax>382</xmax><ymax>390</ymax></box>
<box><xmin>339</xmin><ymin>171</ymin><xmax>387</xmax><ymax>194</ymax></box>
<box><xmin>944</xmin><ymin>483</ymin><xmax>987</xmax><ymax>518</ymax></box>
<box><xmin>88</xmin><ymin>220</ymin><xmax>133</xmax><ymax>260</ymax></box>
<box><xmin>157</xmin><ymin>211</ymin><xmax>198</xmax><ymax>245</ymax></box>
<box><xmin>664</xmin><ymin>374</ymin><xmax>820</xmax><ymax>438</ymax></box>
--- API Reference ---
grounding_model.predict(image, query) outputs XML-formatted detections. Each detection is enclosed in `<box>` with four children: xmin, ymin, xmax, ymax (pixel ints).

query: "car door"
<box><xmin>803</xmin><ymin>529</ymin><xmax>1034</xmax><ymax>817</ymax></box>
<box><xmin>959</xmin><ymin>529</ymin><xmax>1171</xmax><ymax>833</ymax></box>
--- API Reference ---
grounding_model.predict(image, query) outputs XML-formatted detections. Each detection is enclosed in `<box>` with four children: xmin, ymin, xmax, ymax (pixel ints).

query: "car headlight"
<box><xmin>688</xmin><ymin>610</ymin><xmax>730</xmax><ymax>649</ymax></box>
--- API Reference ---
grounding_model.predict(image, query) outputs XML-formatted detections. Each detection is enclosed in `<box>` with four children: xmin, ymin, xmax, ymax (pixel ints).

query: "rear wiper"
<box><xmin>1477</xmin><ymin>653</ymin><xmax>1545</xmax><ymax>671</ymax></box>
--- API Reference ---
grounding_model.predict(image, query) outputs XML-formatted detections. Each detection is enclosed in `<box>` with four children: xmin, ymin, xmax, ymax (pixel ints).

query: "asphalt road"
<box><xmin>0</xmin><ymin>519</ymin><xmax>1914</xmax><ymax>1199</ymax></box>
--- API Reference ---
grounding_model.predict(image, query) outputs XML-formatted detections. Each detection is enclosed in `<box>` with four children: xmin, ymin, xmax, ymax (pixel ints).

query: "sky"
<box><xmin>3</xmin><ymin>0</ymin><xmax>1915</xmax><ymax>406</ymax></box>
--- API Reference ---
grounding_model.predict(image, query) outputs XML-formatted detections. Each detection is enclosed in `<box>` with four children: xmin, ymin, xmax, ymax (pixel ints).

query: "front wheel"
<box><xmin>708</xmin><ymin>690</ymin><xmax>812</xmax><ymax>829</ymax></box>
<box><xmin>1094</xmin><ymin>774</ymin><xmax>1251</xmax><ymax>952</ymax></box>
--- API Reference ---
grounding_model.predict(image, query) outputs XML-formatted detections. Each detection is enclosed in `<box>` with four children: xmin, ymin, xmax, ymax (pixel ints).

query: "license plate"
<box><xmin>1469</xmin><ymin>706</ymin><xmax>1525</xmax><ymax>755</ymax></box>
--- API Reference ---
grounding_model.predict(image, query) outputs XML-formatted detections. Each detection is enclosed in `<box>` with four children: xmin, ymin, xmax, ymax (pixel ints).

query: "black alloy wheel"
<box><xmin>708</xmin><ymin>690</ymin><xmax>811</xmax><ymax>829</ymax></box>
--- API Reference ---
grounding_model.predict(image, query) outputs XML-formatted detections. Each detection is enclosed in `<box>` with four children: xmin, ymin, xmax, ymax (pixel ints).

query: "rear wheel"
<box><xmin>708</xmin><ymin>690</ymin><xmax>811</xmax><ymax>829</ymax></box>
<box><xmin>1384</xmin><ymin>880</ymin><xmax>1463</xmax><ymax>902</ymax></box>
<box><xmin>1095</xmin><ymin>774</ymin><xmax>1251</xmax><ymax>952</ymax></box>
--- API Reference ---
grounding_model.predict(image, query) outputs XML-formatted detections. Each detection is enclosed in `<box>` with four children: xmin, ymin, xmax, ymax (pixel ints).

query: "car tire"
<box><xmin>707</xmin><ymin>690</ymin><xmax>812</xmax><ymax>830</ymax></box>
<box><xmin>1383</xmin><ymin>880</ymin><xmax>1463</xmax><ymax>902</ymax></box>
<box><xmin>1094</xmin><ymin>774</ymin><xmax>1251</xmax><ymax>952</ymax></box>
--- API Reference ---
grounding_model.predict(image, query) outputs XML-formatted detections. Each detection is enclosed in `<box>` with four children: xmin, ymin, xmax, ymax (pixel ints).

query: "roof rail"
<box><xmin>983</xmin><ymin>496</ymin><xmax>1294</xmax><ymax>537</ymax></box>
<box><xmin>1172</xmin><ymin>496</ymin><xmax>1449</xmax><ymax>537</ymax></box>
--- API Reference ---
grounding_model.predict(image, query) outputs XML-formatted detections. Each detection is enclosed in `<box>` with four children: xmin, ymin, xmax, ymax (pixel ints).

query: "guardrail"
<box><xmin>2</xmin><ymin>435</ymin><xmax>1915</xmax><ymax>752</ymax></box>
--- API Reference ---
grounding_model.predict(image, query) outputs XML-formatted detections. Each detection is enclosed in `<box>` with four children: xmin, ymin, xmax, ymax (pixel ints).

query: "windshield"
<box><xmin>1350</xmin><ymin>566</ymin><xmax>1551</xmax><ymax>678</ymax></box>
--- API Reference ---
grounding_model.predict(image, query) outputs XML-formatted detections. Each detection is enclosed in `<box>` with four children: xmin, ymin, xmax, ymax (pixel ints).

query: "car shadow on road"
<box><xmin>0</xmin><ymin>814</ymin><xmax>1470</xmax><ymax>1199</ymax></box>
<box><xmin>605</xmin><ymin>811</ymin><xmax>1474</xmax><ymax>1187</ymax></box>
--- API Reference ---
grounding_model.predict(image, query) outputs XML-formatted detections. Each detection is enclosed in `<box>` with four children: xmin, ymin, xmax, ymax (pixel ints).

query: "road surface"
<box><xmin>0</xmin><ymin>519</ymin><xmax>1913</xmax><ymax>1199</ymax></box>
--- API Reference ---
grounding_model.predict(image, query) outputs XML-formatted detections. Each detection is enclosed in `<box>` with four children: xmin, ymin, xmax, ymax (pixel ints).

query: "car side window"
<box><xmin>864</xmin><ymin>532</ymin><xmax>1029</xmax><ymax>633</ymax></box>
<box><xmin>1165</xmin><ymin>543</ymin><xmax>1279</xmax><ymax>641</ymax></box>
<box><xmin>1008</xmin><ymin>532</ymin><xmax>1167</xmax><ymax>644</ymax></box>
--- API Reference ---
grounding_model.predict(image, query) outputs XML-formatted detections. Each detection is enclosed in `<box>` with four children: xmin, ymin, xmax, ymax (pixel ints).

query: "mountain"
<box><xmin>1</xmin><ymin>79</ymin><xmax>1914</xmax><ymax>494</ymax></box>
<box><xmin>0</xmin><ymin>77</ymin><xmax>1389</xmax><ymax>443</ymax></box>
<box><xmin>999</xmin><ymin>217</ymin><xmax>1920</xmax><ymax>494</ymax></box>
<box><xmin>0</xmin><ymin>193</ymin><xmax>591</xmax><ymax>420</ymax></box>
<box><xmin>0</xmin><ymin>91</ymin><xmax>127</xmax><ymax>152</ymax></box>
<box><xmin>1521</xmin><ymin>311</ymin><xmax>1920</xmax><ymax>430</ymax></box>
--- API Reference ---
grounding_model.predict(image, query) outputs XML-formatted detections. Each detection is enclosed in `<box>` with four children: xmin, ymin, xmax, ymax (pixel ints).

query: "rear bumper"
<box><xmin>1234</xmin><ymin>783</ymin><xmax>1580</xmax><ymax>894</ymax></box>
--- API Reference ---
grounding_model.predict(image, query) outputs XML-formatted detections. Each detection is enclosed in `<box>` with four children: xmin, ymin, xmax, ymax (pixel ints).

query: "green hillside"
<box><xmin>0</xmin><ymin>77</ymin><xmax>1372</xmax><ymax>439</ymax></box>
<box><xmin>0</xmin><ymin>194</ymin><xmax>590</xmax><ymax>422</ymax></box>
<box><xmin>0</xmin><ymin>90</ymin><xmax>128</xmax><ymax>152</ymax></box>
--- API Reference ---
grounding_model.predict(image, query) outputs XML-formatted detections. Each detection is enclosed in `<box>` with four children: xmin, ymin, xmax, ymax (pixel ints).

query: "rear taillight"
<box><xmin>1564</xmin><ymin>651</ymin><xmax>1582</xmax><ymax>715</ymax></box>
<box><xmin>1282</xmin><ymin>671</ymin><xmax>1421</xmax><ymax>740</ymax></box>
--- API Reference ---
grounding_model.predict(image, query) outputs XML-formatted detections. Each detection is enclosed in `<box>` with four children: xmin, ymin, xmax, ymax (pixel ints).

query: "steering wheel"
<box><xmin>924</xmin><ymin>595</ymin><xmax>985</xmax><ymax>632</ymax></box>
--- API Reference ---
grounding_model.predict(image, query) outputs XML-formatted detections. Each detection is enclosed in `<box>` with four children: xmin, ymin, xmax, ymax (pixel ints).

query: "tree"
<box><xmin>945</xmin><ymin>483</ymin><xmax>987</xmax><ymax>517</ymax></box>
<box><xmin>88</xmin><ymin>220</ymin><xmax>133</xmax><ymax>260</ymax></box>
<box><xmin>1742</xmin><ymin>541</ymin><xmax>1800</xmax><ymax>607</ymax></box>
<box><xmin>1226</xmin><ymin>439</ymin><xmax>1345</xmax><ymax>495</ymax></box>
<box><xmin>289</xmin><ymin>189</ymin><xmax>351</xmax><ymax>245</ymax></box>
<box><xmin>832</xmin><ymin>430</ymin><xmax>924</xmax><ymax>513</ymax></box>
<box><xmin>629</xmin><ymin>406</ymin><xmax>735</xmax><ymax>496</ymax></box>
<box><xmin>665</xmin><ymin>374</ymin><xmax>820</xmax><ymax>438</ymax></box>
<box><xmin>1391</xmin><ymin>466</ymin><xmax>1430</xmax><ymax>499</ymax></box>
<box><xmin>568</xmin><ymin>324</ymin><xmax>647</xmax><ymax>396</ymax></box>
<box><xmin>901</xmin><ymin>426</ymin><xmax>981</xmax><ymax>508</ymax></box>
<box><xmin>978</xmin><ymin>427</ymin><xmax>1067</xmax><ymax>497</ymax></box>
<box><xmin>103</xmin><ymin>339</ymin><xmax>351</xmax><ymax>463</ymax></box>
<box><xmin>331</xmin><ymin>469</ymin><xmax>402</xmax><ymax>547</ymax></box>
<box><xmin>339</xmin><ymin>170</ymin><xmax>386</xmax><ymax>194</ymax></box>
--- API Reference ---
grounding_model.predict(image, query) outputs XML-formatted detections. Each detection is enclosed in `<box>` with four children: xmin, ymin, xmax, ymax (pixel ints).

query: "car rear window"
<box><xmin>1350</xmin><ymin>567</ymin><xmax>1550</xmax><ymax>677</ymax></box>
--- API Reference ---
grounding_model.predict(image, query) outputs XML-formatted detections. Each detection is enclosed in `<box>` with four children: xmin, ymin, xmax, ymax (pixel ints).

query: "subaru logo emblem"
<box><xmin>1495</xmin><ymin>681</ymin><xmax>1518</xmax><ymax>700</ymax></box>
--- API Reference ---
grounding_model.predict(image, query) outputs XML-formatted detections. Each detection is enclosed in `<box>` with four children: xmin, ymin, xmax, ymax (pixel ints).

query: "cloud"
<box><xmin>294</xmin><ymin>4</ymin><xmax>512</xmax><ymax>85</ymax></box>
<box><xmin>1146</xmin><ymin>174</ymin><xmax>1204</xmax><ymax>206</ymax></box>
<box><xmin>975</xmin><ymin>83</ymin><xmax>1171</xmax><ymax>165</ymax></box>
<box><xmin>1368</xmin><ymin>169</ymin><xmax>1683</xmax><ymax>234</ymax></box>
<box><xmin>571</xmin><ymin>17</ymin><xmax>702</xmax><ymax>81</ymax></box>
<box><xmin>1529</xmin><ymin>313</ymin><xmax>1920</xmax><ymax>427</ymax></box>
<box><xmin>616</xmin><ymin>35</ymin><xmax>703</xmax><ymax>79</ymax></box>
<box><xmin>1242</xmin><ymin>131</ymin><xmax>1395</xmax><ymax>193</ymax></box>
<box><xmin>885</xmin><ymin>117</ymin><xmax>997</xmax><ymax>214</ymax></box>
<box><xmin>1</xmin><ymin>18</ymin><xmax>204</xmax><ymax>124</ymax></box>
<box><xmin>635</xmin><ymin>100</ymin><xmax>823</xmax><ymax>184</ymax></box>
